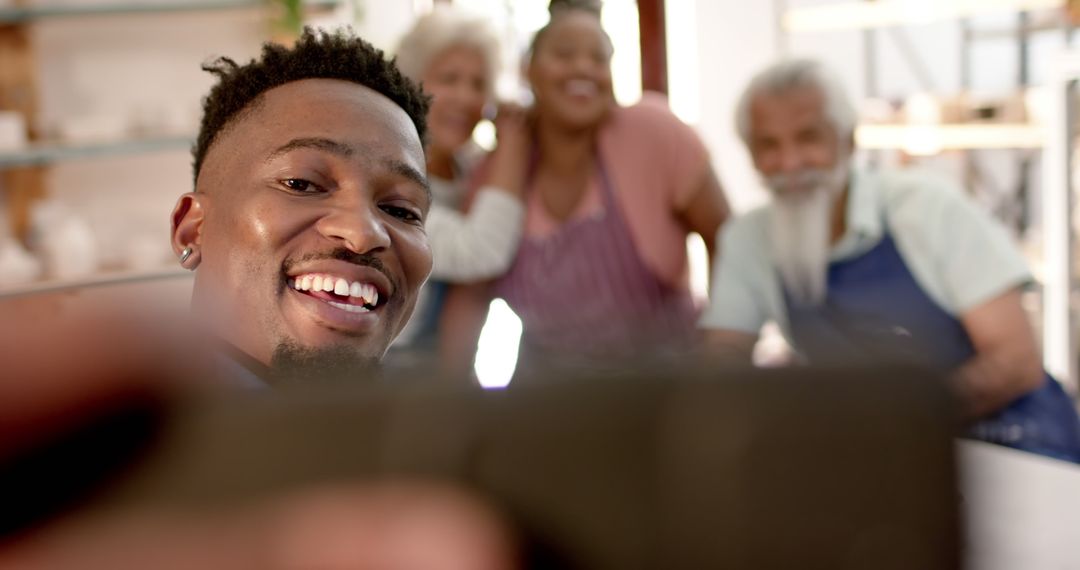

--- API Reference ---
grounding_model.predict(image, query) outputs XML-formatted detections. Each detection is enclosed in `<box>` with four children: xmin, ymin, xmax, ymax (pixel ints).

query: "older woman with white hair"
<box><xmin>702</xmin><ymin>58</ymin><xmax>1080</xmax><ymax>462</ymax></box>
<box><xmin>393</xmin><ymin>6</ymin><xmax>529</xmax><ymax>348</ymax></box>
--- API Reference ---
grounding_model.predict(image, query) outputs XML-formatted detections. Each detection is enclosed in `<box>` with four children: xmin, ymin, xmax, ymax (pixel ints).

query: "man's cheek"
<box><xmin>393</xmin><ymin>228</ymin><xmax>433</xmax><ymax>281</ymax></box>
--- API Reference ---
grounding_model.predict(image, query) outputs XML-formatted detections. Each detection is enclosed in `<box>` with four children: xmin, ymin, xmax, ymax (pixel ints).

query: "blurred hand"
<box><xmin>486</xmin><ymin>103</ymin><xmax>531</xmax><ymax>198</ymax></box>
<box><xmin>0</xmin><ymin>287</ymin><xmax>217</xmax><ymax>460</ymax></box>
<box><xmin>0</xmin><ymin>482</ymin><xmax>522</xmax><ymax>570</ymax></box>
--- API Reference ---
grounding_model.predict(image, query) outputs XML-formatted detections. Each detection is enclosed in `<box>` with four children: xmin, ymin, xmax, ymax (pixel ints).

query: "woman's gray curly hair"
<box><xmin>394</xmin><ymin>5</ymin><xmax>501</xmax><ymax>96</ymax></box>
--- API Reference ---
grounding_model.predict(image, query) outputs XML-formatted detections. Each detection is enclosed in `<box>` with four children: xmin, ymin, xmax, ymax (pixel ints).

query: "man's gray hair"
<box><xmin>735</xmin><ymin>58</ymin><xmax>857</xmax><ymax>145</ymax></box>
<box><xmin>394</xmin><ymin>5</ymin><xmax>501</xmax><ymax>95</ymax></box>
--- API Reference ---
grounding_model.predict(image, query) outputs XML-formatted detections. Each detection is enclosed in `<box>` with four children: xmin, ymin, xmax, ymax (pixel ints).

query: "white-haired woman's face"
<box><xmin>747</xmin><ymin>85</ymin><xmax>849</xmax><ymax>196</ymax></box>
<box><xmin>422</xmin><ymin>45</ymin><xmax>489</xmax><ymax>158</ymax></box>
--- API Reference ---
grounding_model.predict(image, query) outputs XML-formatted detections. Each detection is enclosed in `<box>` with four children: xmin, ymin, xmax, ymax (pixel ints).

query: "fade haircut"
<box><xmin>192</xmin><ymin>27</ymin><xmax>430</xmax><ymax>185</ymax></box>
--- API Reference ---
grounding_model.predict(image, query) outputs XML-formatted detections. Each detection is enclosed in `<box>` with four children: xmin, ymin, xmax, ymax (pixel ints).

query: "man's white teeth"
<box><xmin>291</xmin><ymin>274</ymin><xmax>380</xmax><ymax>307</ymax></box>
<box><xmin>327</xmin><ymin>300</ymin><xmax>370</xmax><ymax>314</ymax></box>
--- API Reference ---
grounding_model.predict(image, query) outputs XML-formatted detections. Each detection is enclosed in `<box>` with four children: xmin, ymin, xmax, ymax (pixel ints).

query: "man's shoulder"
<box><xmin>716</xmin><ymin>204</ymin><xmax>774</xmax><ymax>268</ymax></box>
<box><xmin>870</xmin><ymin>166</ymin><xmax>967</xmax><ymax>213</ymax></box>
<box><xmin>724</xmin><ymin>203</ymin><xmax>772</xmax><ymax>242</ymax></box>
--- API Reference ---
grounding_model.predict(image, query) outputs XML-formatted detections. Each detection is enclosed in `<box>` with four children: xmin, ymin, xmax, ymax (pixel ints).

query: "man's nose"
<box><xmin>315</xmin><ymin>203</ymin><xmax>391</xmax><ymax>255</ymax></box>
<box><xmin>777</xmin><ymin>144</ymin><xmax>804</xmax><ymax>173</ymax></box>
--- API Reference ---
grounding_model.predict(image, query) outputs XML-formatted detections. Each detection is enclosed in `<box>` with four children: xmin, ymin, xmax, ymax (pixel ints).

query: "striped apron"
<box><xmin>493</xmin><ymin>158</ymin><xmax>699</xmax><ymax>369</ymax></box>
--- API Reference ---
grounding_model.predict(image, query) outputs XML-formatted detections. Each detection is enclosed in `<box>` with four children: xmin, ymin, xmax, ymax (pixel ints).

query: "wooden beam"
<box><xmin>0</xmin><ymin>23</ymin><xmax>45</xmax><ymax>243</ymax></box>
<box><xmin>2</xmin><ymin>168</ymin><xmax>47</xmax><ymax>241</ymax></box>
<box><xmin>636</xmin><ymin>0</ymin><xmax>667</xmax><ymax>95</ymax></box>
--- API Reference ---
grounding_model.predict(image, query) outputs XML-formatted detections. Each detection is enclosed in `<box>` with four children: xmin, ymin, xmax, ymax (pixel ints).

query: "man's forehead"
<box><xmin>216</xmin><ymin>80</ymin><xmax>422</xmax><ymax>162</ymax></box>
<box><xmin>750</xmin><ymin>86</ymin><xmax>828</xmax><ymax>132</ymax></box>
<box><xmin>278</xmin><ymin>81</ymin><xmax>419</xmax><ymax>143</ymax></box>
<box><xmin>753</xmin><ymin>86</ymin><xmax>825</xmax><ymax>117</ymax></box>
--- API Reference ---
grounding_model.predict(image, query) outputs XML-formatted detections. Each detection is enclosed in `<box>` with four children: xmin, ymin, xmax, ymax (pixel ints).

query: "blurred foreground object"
<box><xmin>1</xmin><ymin>365</ymin><xmax>958</xmax><ymax>569</ymax></box>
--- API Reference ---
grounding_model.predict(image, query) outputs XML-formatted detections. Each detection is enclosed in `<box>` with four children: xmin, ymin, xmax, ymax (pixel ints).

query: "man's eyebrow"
<box><xmin>266</xmin><ymin>137</ymin><xmax>430</xmax><ymax>197</ymax></box>
<box><xmin>266</xmin><ymin>137</ymin><xmax>354</xmax><ymax>161</ymax></box>
<box><xmin>385</xmin><ymin>159</ymin><xmax>431</xmax><ymax>196</ymax></box>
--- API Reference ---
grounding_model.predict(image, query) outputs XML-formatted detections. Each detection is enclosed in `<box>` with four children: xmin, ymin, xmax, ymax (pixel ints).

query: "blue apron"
<box><xmin>784</xmin><ymin>232</ymin><xmax>1080</xmax><ymax>463</ymax></box>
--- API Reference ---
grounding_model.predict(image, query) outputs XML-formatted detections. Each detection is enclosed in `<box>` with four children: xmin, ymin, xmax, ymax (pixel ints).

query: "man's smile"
<box><xmin>281</xmin><ymin>258</ymin><xmax>397</xmax><ymax>335</ymax></box>
<box><xmin>289</xmin><ymin>273</ymin><xmax>383</xmax><ymax>313</ymax></box>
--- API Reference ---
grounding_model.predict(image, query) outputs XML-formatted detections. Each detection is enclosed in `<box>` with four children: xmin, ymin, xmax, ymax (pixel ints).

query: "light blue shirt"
<box><xmin>700</xmin><ymin>167</ymin><xmax>1032</xmax><ymax>343</ymax></box>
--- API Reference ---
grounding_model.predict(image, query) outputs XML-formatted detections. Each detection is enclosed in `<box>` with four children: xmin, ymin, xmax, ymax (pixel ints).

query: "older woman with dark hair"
<box><xmin>441</xmin><ymin>0</ymin><xmax>731</xmax><ymax>376</ymax></box>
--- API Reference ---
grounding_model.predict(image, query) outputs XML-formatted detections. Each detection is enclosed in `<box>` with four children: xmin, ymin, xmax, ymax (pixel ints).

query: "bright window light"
<box><xmin>474</xmin><ymin>299</ymin><xmax>523</xmax><ymax>389</ymax></box>
<box><xmin>687</xmin><ymin>233</ymin><xmax>709</xmax><ymax>302</ymax></box>
<box><xmin>665</xmin><ymin>0</ymin><xmax>700</xmax><ymax>124</ymax></box>
<box><xmin>472</xmin><ymin>118</ymin><xmax>497</xmax><ymax>152</ymax></box>
<box><xmin>855</xmin><ymin>124</ymin><xmax>1045</xmax><ymax>155</ymax></box>
<box><xmin>602</xmin><ymin>0</ymin><xmax>642</xmax><ymax>105</ymax></box>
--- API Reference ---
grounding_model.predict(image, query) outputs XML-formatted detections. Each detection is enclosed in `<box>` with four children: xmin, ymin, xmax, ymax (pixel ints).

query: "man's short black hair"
<box><xmin>192</xmin><ymin>27</ymin><xmax>430</xmax><ymax>185</ymax></box>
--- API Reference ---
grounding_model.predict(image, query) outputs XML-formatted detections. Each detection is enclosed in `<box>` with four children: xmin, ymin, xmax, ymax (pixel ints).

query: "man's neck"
<box><xmin>216</xmin><ymin>340</ymin><xmax>271</xmax><ymax>386</ymax></box>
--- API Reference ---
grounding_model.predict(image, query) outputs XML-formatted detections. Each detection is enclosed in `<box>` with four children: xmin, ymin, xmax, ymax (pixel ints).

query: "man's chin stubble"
<box><xmin>268</xmin><ymin>340</ymin><xmax>383</xmax><ymax>386</ymax></box>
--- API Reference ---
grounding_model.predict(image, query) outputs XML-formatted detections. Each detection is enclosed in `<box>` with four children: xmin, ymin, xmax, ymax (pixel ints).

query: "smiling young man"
<box><xmin>170</xmin><ymin>29</ymin><xmax>433</xmax><ymax>384</ymax></box>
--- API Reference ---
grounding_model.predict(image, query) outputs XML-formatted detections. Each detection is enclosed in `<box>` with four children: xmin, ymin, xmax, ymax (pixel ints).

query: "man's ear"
<box><xmin>171</xmin><ymin>192</ymin><xmax>206</xmax><ymax>270</ymax></box>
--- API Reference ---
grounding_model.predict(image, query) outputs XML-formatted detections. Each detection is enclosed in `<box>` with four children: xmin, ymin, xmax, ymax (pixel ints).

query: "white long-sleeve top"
<box><xmin>426</xmin><ymin>186</ymin><xmax>525</xmax><ymax>282</ymax></box>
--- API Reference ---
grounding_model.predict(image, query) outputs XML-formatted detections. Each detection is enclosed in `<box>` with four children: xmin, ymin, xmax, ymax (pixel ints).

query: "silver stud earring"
<box><xmin>179</xmin><ymin>247</ymin><xmax>193</xmax><ymax>264</ymax></box>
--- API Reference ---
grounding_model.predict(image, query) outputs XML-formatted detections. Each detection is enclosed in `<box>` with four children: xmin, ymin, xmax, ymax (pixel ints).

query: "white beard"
<box><xmin>766</xmin><ymin>163</ymin><xmax>849</xmax><ymax>307</ymax></box>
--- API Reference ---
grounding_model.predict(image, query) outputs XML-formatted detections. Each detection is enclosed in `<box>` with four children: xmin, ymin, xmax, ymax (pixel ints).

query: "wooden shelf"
<box><xmin>968</xmin><ymin>17</ymin><xmax>1071</xmax><ymax>39</ymax></box>
<box><xmin>0</xmin><ymin>267</ymin><xmax>191</xmax><ymax>299</ymax></box>
<box><xmin>855</xmin><ymin>123</ymin><xmax>1046</xmax><ymax>154</ymax></box>
<box><xmin>784</xmin><ymin>0</ymin><xmax>1065</xmax><ymax>32</ymax></box>
<box><xmin>0</xmin><ymin>0</ymin><xmax>342</xmax><ymax>23</ymax></box>
<box><xmin>0</xmin><ymin>134</ymin><xmax>194</xmax><ymax>169</ymax></box>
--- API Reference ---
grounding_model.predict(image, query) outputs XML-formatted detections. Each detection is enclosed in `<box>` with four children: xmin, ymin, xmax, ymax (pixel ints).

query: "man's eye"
<box><xmin>382</xmin><ymin>205</ymin><xmax>422</xmax><ymax>223</ymax></box>
<box><xmin>281</xmin><ymin>179</ymin><xmax>320</xmax><ymax>193</ymax></box>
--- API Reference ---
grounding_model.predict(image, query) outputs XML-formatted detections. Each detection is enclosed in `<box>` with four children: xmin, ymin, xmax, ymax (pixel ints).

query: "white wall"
<box><xmin>350</xmin><ymin>0</ymin><xmax>420</xmax><ymax>52</ymax></box>
<box><xmin>669</xmin><ymin>0</ymin><xmax>780</xmax><ymax>214</ymax></box>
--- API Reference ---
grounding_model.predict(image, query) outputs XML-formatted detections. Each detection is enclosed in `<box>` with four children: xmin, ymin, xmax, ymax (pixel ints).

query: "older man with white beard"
<box><xmin>701</xmin><ymin>58</ymin><xmax>1080</xmax><ymax>462</ymax></box>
